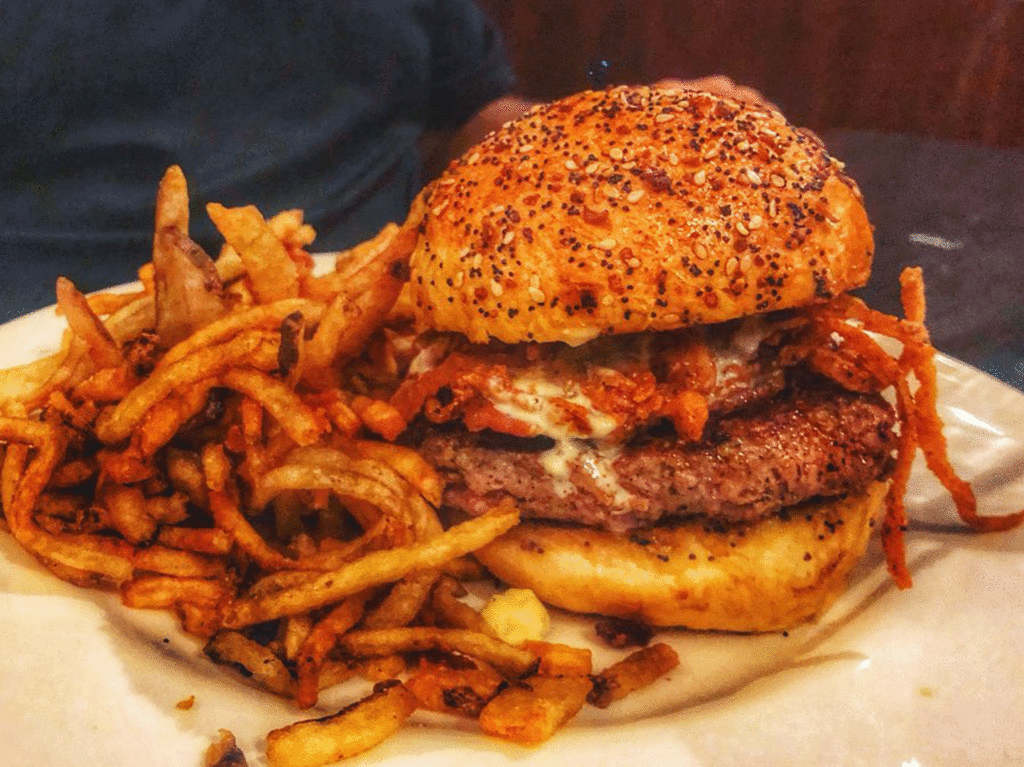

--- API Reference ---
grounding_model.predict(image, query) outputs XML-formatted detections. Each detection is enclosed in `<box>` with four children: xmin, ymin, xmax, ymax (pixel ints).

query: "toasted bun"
<box><xmin>408</xmin><ymin>85</ymin><xmax>873</xmax><ymax>346</ymax></box>
<box><xmin>473</xmin><ymin>481</ymin><xmax>887</xmax><ymax>632</ymax></box>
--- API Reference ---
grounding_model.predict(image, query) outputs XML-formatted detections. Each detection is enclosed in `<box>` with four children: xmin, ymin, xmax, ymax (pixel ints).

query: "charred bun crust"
<box><xmin>473</xmin><ymin>481</ymin><xmax>887</xmax><ymax>632</ymax></box>
<box><xmin>408</xmin><ymin>86</ymin><xmax>874</xmax><ymax>345</ymax></box>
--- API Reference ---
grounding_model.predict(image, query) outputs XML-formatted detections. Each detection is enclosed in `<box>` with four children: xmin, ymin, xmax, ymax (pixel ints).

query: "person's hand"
<box><xmin>655</xmin><ymin>75</ymin><xmax>778</xmax><ymax>112</ymax></box>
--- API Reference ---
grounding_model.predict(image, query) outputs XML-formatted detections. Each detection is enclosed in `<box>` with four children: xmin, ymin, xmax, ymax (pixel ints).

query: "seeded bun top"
<box><xmin>407</xmin><ymin>85</ymin><xmax>874</xmax><ymax>346</ymax></box>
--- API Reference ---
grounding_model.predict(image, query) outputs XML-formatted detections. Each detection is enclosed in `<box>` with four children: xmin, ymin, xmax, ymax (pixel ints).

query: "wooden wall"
<box><xmin>478</xmin><ymin>0</ymin><xmax>1024</xmax><ymax>147</ymax></box>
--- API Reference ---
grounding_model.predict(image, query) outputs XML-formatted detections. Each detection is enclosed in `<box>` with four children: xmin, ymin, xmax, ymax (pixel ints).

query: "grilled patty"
<box><xmin>418</xmin><ymin>383</ymin><xmax>897</xmax><ymax>533</ymax></box>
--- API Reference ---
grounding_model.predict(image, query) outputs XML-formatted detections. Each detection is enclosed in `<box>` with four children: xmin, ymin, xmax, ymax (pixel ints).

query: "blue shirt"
<box><xmin>0</xmin><ymin>0</ymin><xmax>512</xmax><ymax>319</ymax></box>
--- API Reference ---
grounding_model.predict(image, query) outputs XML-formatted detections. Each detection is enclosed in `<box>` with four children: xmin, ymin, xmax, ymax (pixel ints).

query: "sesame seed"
<box><xmin>596</xmin><ymin>237</ymin><xmax>617</xmax><ymax>249</ymax></box>
<box><xmin>518</xmin><ymin>144</ymin><xmax>534</xmax><ymax>153</ymax></box>
<box><xmin>735</xmin><ymin>220</ymin><xmax>749</xmax><ymax>236</ymax></box>
<box><xmin>692</xmin><ymin>170</ymin><xmax>706</xmax><ymax>185</ymax></box>
<box><xmin>627</xmin><ymin>257</ymin><xmax>642</xmax><ymax>268</ymax></box>
<box><xmin>454</xmin><ymin>272</ymin><xmax>465</xmax><ymax>287</ymax></box>
<box><xmin>694</xmin><ymin>242</ymin><xmax>708</xmax><ymax>258</ymax></box>
<box><xmin>565</xmin><ymin>159</ymin><xmax>578</xmax><ymax>170</ymax></box>
<box><xmin>609</xmin><ymin>147</ymin><xmax>624</xmax><ymax>160</ymax></box>
<box><xmin>605</xmin><ymin>187</ymin><xmax>620</xmax><ymax>199</ymax></box>
<box><xmin>502</xmin><ymin>230</ymin><xmax>516</xmax><ymax>245</ymax></box>
<box><xmin>655</xmin><ymin>112</ymin><xmax>674</xmax><ymax>123</ymax></box>
<box><xmin>585</xmin><ymin>162</ymin><xmax>599</xmax><ymax>174</ymax></box>
<box><xmin>467</xmin><ymin>152</ymin><xmax>480</xmax><ymax>164</ymax></box>
<box><xmin>490</xmin><ymin>280</ymin><xmax>504</xmax><ymax>297</ymax></box>
<box><xmin>529</xmin><ymin>274</ymin><xmax>540</xmax><ymax>288</ymax></box>
<box><xmin>746</xmin><ymin>169</ymin><xmax>762</xmax><ymax>185</ymax></box>
<box><xmin>748</xmin><ymin>214</ymin><xmax>763</xmax><ymax>229</ymax></box>
<box><xmin>472</xmin><ymin>254</ymin><xmax>483</xmax><ymax>268</ymax></box>
<box><xmin>771</xmin><ymin>173</ymin><xmax>786</xmax><ymax>188</ymax></box>
<box><xmin>668</xmin><ymin>152</ymin><xmax>680</xmax><ymax>166</ymax></box>
<box><xmin>627</xmin><ymin>189</ymin><xmax>645</xmax><ymax>203</ymax></box>
<box><xmin>529</xmin><ymin>287</ymin><xmax>546</xmax><ymax>303</ymax></box>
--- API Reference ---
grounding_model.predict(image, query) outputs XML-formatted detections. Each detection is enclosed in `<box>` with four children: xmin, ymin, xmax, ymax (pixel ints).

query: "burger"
<box><xmin>381</xmin><ymin>85</ymin><xmax>901</xmax><ymax>633</ymax></box>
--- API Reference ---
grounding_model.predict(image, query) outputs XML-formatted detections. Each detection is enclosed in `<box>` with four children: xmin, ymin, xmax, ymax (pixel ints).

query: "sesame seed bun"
<box><xmin>473</xmin><ymin>480</ymin><xmax>888</xmax><ymax>632</ymax></box>
<box><xmin>408</xmin><ymin>85</ymin><xmax>873</xmax><ymax>345</ymax></box>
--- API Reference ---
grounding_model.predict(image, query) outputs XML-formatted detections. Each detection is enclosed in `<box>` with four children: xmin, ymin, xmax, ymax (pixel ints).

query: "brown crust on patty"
<box><xmin>420</xmin><ymin>384</ymin><xmax>897</xmax><ymax>532</ymax></box>
<box><xmin>408</xmin><ymin>85</ymin><xmax>873</xmax><ymax>345</ymax></box>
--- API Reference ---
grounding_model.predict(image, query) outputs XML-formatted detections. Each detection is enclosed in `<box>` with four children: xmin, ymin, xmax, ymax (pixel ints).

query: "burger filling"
<box><xmin>383</xmin><ymin>307</ymin><xmax>897</xmax><ymax>533</ymax></box>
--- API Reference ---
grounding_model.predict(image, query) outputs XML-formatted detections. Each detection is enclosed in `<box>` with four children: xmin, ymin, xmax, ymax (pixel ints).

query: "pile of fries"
<box><xmin>0</xmin><ymin>167</ymin><xmax>679</xmax><ymax>767</ymax></box>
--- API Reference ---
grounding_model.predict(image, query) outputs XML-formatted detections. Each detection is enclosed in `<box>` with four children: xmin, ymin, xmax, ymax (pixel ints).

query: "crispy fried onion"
<box><xmin>801</xmin><ymin>267</ymin><xmax>1024</xmax><ymax>587</ymax></box>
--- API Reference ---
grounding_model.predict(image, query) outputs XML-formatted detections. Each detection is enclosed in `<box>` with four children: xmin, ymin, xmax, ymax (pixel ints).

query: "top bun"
<box><xmin>408</xmin><ymin>86</ymin><xmax>873</xmax><ymax>345</ymax></box>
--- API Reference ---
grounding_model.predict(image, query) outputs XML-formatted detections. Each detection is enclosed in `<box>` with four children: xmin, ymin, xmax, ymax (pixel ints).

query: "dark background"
<box><xmin>478</xmin><ymin>0</ymin><xmax>1024</xmax><ymax>389</ymax></box>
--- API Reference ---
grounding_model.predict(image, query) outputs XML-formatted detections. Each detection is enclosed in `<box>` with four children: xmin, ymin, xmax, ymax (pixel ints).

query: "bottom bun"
<box><xmin>474</xmin><ymin>481</ymin><xmax>888</xmax><ymax>633</ymax></box>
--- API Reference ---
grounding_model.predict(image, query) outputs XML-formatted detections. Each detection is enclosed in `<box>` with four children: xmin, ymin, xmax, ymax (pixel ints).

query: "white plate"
<box><xmin>1</xmin><ymin>288</ymin><xmax>1023</xmax><ymax>767</ymax></box>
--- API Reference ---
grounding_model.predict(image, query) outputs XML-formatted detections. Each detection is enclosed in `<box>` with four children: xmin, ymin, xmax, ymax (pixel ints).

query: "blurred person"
<box><xmin>0</xmin><ymin>0</ymin><xmax>523</xmax><ymax>320</ymax></box>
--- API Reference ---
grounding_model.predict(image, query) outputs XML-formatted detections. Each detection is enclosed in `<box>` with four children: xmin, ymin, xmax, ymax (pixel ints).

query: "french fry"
<box><xmin>522</xmin><ymin>641</ymin><xmax>593</xmax><ymax>677</ymax></box>
<box><xmin>348</xmin><ymin>439</ymin><xmax>444</xmax><ymax>507</ymax></box>
<box><xmin>121</xmin><ymin>574</ymin><xmax>230</xmax><ymax>609</ymax></box>
<box><xmin>219</xmin><ymin>368</ymin><xmax>326</xmax><ymax>447</ymax></box>
<box><xmin>158</xmin><ymin>298</ymin><xmax>325</xmax><ymax>369</ymax></box>
<box><xmin>156</xmin><ymin>525</ymin><xmax>234</xmax><ymax>555</ymax></box>
<box><xmin>338</xmin><ymin>627</ymin><xmax>537</xmax><ymax>679</ymax></box>
<box><xmin>94</xmin><ymin>330</ymin><xmax>277</xmax><ymax>444</ymax></box>
<box><xmin>265</xmin><ymin>681</ymin><xmax>416</xmax><ymax>767</ymax></box>
<box><xmin>102</xmin><ymin>484</ymin><xmax>158</xmax><ymax>543</ymax></box>
<box><xmin>133</xmin><ymin>545</ymin><xmax>227</xmax><ymax>578</ymax></box>
<box><xmin>406</xmin><ymin>658</ymin><xmax>504</xmax><ymax>717</ymax></box>
<box><xmin>204</xmin><ymin>630</ymin><xmax>295</xmax><ymax>696</ymax></box>
<box><xmin>252</xmin><ymin>462</ymin><xmax>414</xmax><ymax>534</ymax></box>
<box><xmin>358</xmin><ymin>568</ymin><xmax>439</xmax><ymax>630</ymax></box>
<box><xmin>586</xmin><ymin>642</ymin><xmax>680</xmax><ymax>709</ymax></box>
<box><xmin>206</xmin><ymin>203</ymin><xmax>299</xmax><ymax>303</ymax></box>
<box><xmin>55</xmin><ymin>277</ymin><xmax>123</xmax><ymax>369</ymax></box>
<box><xmin>295</xmin><ymin>593</ymin><xmax>370</xmax><ymax>708</ymax></box>
<box><xmin>153</xmin><ymin>164</ymin><xmax>189</xmax><ymax>234</ymax></box>
<box><xmin>479</xmin><ymin>674</ymin><xmax>593</xmax><ymax>744</ymax></box>
<box><xmin>221</xmin><ymin>506</ymin><xmax>519</xmax><ymax>627</ymax></box>
<box><xmin>428</xmin><ymin>575</ymin><xmax>496</xmax><ymax>637</ymax></box>
<box><xmin>136</xmin><ymin>380</ymin><xmax>214</xmax><ymax>456</ymax></box>
<box><xmin>303</xmin><ymin>221</ymin><xmax>416</xmax><ymax>372</ymax></box>
<box><xmin>207</xmin><ymin>490</ymin><xmax>297</xmax><ymax>572</ymax></box>
<box><xmin>348</xmin><ymin>395</ymin><xmax>406</xmax><ymax>441</ymax></box>
<box><xmin>0</xmin><ymin>351</ymin><xmax>70</xmax><ymax>410</ymax></box>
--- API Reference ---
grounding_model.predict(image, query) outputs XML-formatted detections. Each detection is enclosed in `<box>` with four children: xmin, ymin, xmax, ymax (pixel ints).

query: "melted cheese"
<box><xmin>713</xmin><ymin>315</ymin><xmax>773</xmax><ymax>379</ymax></box>
<box><xmin>486</xmin><ymin>370</ymin><xmax>618</xmax><ymax>440</ymax></box>
<box><xmin>537</xmin><ymin>438</ymin><xmax>632</xmax><ymax>507</ymax></box>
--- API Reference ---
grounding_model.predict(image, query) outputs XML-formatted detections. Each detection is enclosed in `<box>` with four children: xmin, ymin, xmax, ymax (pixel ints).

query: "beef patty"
<box><xmin>417</xmin><ymin>383</ymin><xmax>897</xmax><ymax>533</ymax></box>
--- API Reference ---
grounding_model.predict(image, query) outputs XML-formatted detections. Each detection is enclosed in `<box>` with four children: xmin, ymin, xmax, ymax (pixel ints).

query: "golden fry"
<box><xmin>265</xmin><ymin>681</ymin><xmax>416</xmax><ymax>767</ymax></box>
<box><xmin>222</xmin><ymin>507</ymin><xmax>519</xmax><ymax>627</ymax></box>
<box><xmin>205</xmin><ymin>630</ymin><xmax>295</xmax><ymax>696</ymax></box>
<box><xmin>479</xmin><ymin>674</ymin><xmax>592</xmax><ymax>744</ymax></box>
<box><xmin>338</xmin><ymin>626</ymin><xmax>537</xmax><ymax>679</ymax></box>
<box><xmin>206</xmin><ymin>203</ymin><xmax>299</xmax><ymax>303</ymax></box>
<box><xmin>587</xmin><ymin>642</ymin><xmax>680</xmax><ymax>709</ymax></box>
<box><xmin>94</xmin><ymin>330</ymin><xmax>275</xmax><ymax>444</ymax></box>
<box><xmin>219</xmin><ymin>368</ymin><xmax>325</xmax><ymax>447</ymax></box>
